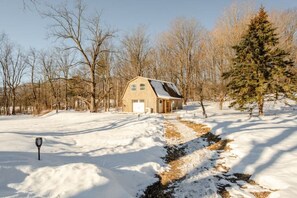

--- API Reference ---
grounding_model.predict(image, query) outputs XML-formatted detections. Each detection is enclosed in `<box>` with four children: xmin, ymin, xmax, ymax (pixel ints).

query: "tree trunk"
<box><xmin>4</xmin><ymin>91</ymin><xmax>9</xmax><ymax>115</ymax></box>
<box><xmin>200</xmin><ymin>98</ymin><xmax>207</xmax><ymax>118</ymax></box>
<box><xmin>31</xmin><ymin>67</ymin><xmax>37</xmax><ymax>114</ymax></box>
<box><xmin>107</xmin><ymin>79</ymin><xmax>110</xmax><ymax>111</ymax></box>
<box><xmin>219</xmin><ymin>100</ymin><xmax>223</xmax><ymax>110</ymax></box>
<box><xmin>184</xmin><ymin>85</ymin><xmax>189</xmax><ymax>105</ymax></box>
<box><xmin>3</xmin><ymin>80</ymin><xmax>9</xmax><ymax>115</ymax></box>
<box><xmin>200</xmin><ymin>100</ymin><xmax>207</xmax><ymax>118</ymax></box>
<box><xmin>90</xmin><ymin>68</ymin><xmax>96</xmax><ymax>112</ymax></box>
<box><xmin>219</xmin><ymin>92</ymin><xmax>224</xmax><ymax>110</ymax></box>
<box><xmin>182</xmin><ymin>83</ymin><xmax>187</xmax><ymax>105</ymax></box>
<box><xmin>116</xmin><ymin>79</ymin><xmax>119</xmax><ymax>108</ymax></box>
<box><xmin>65</xmin><ymin>78</ymin><xmax>68</xmax><ymax>110</ymax></box>
<box><xmin>56</xmin><ymin>96</ymin><xmax>59</xmax><ymax>113</ymax></box>
<box><xmin>258</xmin><ymin>96</ymin><xmax>264</xmax><ymax>116</ymax></box>
<box><xmin>12</xmin><ymin>88</ymin><xmax>16</xmax><ymax>115</ymax></box>
<box><xmin>37</xmin><ymin>81</ymin><xmax>41</xmax><ymax>114</ymax></box>
<box><xmin>103</xmin><ymin>79</ymin><xmax>107</xmax><ymax>112</ymax></box>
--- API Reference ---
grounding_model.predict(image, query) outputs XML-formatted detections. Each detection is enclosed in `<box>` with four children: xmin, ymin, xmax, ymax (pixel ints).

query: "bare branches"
<box><xmin>116</xmin><ymin>26</ymin><xmax>152</xmax><ymax>79</ymax></box>
<box><xmin>45</xmin><ymin>0</ymin><xmax>114</xmax><ymax>112</ymax></box>
<box><xmin>156</xmin><ymin>18</ymin><xmax>206</xmax><ymax>104</ymax></box>
<box><xmin>0</xmin><ymin>36</ymin><xmax>27</xmax><ymax>115</ymax></box>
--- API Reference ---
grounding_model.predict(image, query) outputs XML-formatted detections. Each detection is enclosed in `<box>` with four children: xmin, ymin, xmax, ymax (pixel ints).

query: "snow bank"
<box><xmin>0</xmin><ymin>112</ymin><xmax>166</xmax><ymax>197</ymax></box>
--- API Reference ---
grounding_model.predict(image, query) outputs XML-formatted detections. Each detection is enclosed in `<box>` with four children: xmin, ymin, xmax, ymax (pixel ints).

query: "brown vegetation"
<box><xmin>179</xmin><ymin>120</ymin><xmax>211</xmax><ymax>135</ymax></box>
<box><xmin>251</xmin><ymin>191</ymin><xmax>272</xmax><ymax>198</ymax></box>
<box><xmin>160</xmin><ymin>122</ymin><xmax>184</xmax><ymax>186</ymax></box>
<box><xmin>179</xmin><ymin>120</ymin><xmax>232</xmax><ymax>151</ymax></box>
<box><xmin>164</xmin><ymin>121</ymin><xmax>181</xmax><ymax>140</ymax></box>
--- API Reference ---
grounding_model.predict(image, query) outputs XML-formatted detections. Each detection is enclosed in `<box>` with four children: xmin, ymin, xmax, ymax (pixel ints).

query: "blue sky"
<box><xmin>0</xmin><ymin>0</ymin><xmax>297</xmax><ymax>50</ymax></box>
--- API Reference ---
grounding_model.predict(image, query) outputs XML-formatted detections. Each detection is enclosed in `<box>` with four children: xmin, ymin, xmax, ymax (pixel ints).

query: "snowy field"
<box><xmin>179</xmin><ymin>101</ymin><xmax>297</xmax><ymax>197</ymax></box>
<box><xmin>1</xmin><ymin>101</ymin><xmax>297</xmax><ymax>198</ymax></box>
<box><xmin>0</xmin><ymin>112</ymin><xmax>166</xmax><ymax>197</ymax></box>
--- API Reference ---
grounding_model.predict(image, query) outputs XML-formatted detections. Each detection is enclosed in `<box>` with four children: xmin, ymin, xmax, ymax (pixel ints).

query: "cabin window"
<box><xmin>131</xmin><ymin>84</ymin><xmax>136</xmax><ymax>91</ymax></box>
<box><xmin>140</xmin><ymin>83</ymin><xmax>145</xmax><ymax>90</ymax></box>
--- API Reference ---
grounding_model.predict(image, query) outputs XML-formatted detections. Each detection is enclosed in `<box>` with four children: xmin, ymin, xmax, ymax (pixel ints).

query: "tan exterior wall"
<box><xmin>122</xmin><ymin>77</ymin><xmax>157</xmax><ymax>113</ymax></box>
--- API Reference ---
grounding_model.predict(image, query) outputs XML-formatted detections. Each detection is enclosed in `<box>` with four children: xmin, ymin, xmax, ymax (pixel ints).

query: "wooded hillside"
<box><xmin>0</xmin><ymin>1</ymin><xmax>296</xmax><ymax>115</ymax></box>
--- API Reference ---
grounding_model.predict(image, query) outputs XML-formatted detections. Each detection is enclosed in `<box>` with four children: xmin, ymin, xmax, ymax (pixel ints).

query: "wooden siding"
<box><xmin>122</xmin><ymin>77</ymin><xmax>158</xmax><ymax>112</ymax></box>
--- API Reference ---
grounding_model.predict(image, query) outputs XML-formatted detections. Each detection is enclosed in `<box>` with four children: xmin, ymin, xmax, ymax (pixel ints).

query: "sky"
<box><xmin>0</xmin><ymin>0</ymin><xmax>297</xmax><ymax>50</ymax></box>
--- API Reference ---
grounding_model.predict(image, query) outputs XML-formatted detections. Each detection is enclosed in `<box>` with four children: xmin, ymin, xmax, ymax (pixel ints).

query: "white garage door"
<box><xmin>132</xmin><ymin>100</ymin><xmax>145</xmax><ymax>113</ymax></box>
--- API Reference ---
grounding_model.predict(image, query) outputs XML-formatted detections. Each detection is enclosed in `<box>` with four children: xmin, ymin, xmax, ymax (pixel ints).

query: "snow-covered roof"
<box><xmin>148</xmin><ymin>79</ymin><xmax>182</xmax><ymax>99</ymax></box>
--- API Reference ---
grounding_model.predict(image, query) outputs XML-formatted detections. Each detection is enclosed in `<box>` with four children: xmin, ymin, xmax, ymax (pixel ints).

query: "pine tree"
<box><xmin>223</xmin><ymin>6</ymin><xmax>297</xmax><ymax>116</ymax></box>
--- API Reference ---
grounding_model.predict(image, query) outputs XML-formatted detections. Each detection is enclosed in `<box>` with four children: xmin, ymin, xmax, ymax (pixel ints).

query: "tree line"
<box><xmin>0</xmin><ymin>1</ymin><xmax>296</xmax><ymax>115</ymax></box>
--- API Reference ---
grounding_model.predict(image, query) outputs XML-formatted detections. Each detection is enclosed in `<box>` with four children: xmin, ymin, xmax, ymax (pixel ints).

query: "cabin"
<box><xmin>122</xmin><ymin>76</ymin><xmax>183</xmax><ymax>113</ymax></box>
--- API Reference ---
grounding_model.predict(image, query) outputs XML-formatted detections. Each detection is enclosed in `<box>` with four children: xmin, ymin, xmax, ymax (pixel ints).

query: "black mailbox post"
<box><xmin>35</xmin><ymin>137</ymin><xmax>43</xmax><ymax>160</ymax></box>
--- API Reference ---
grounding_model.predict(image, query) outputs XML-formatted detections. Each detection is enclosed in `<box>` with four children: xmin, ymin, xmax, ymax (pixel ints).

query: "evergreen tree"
<box><xmin>223</xmin><ymin>6</ymin><xmax>297</xmax><ymax>116</ymax></box>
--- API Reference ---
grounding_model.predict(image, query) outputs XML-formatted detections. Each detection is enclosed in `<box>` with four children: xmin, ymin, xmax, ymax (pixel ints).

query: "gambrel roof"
<box><xmin>122</xmin><ymin>76</ymin><xmax>182</xmax><ymax>100</ymax></box>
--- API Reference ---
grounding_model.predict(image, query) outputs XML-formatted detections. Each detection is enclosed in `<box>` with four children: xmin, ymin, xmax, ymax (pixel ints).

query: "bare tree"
<box><xmin>154</xmin><ymin>38</ymin><xmax>177</xmax><ymax>83</ymax></box>
<box><xmin>116</xmin><ymin>26</ymin><xmax>152</xmax><ymax>80</ymax></box>
<box><xmin>23</xmin><ymin>0</ymin><xmax>37</xmax><ymax>10</ymax></box>
<box><xmin>211</xmin><ymin>1</ymin><xmax>256</xmax><ymax>109</ymax></box>
<box><xmin>39</xmin><ymin>51</ymin><xmax>60</xmax><ymax>113</ymax></box>
<box><xmin>191</xmin><ymin>38</ymin><xmax>212</xmax><ymax>118</ymax></box>
<box><xmin>55</xmin><ymin>47</ymin><xmax>76</xmax><ymax>110</ymax></box>
<box><xmin>270</xmin><ymin>9</ymin><xmax>297</xmax><ymax>78</ymax></box>
<box><xmin>26</xmin><ymin>48</ymin><xmax>41</xmax><ymax>113</ymax></box>
<box><xmin>157</xmin><ymin>18</ymin><xmax>205</xmax><ymax>104</ymax></box>
<box><xmin>96</xmin><ymin>42</ymin><xmax>115</xmax><ymax>111</ymax></box>
<box><xmin>270</xmin><ymin>9</ymin><xmax>297</xmax><ymax>50</ymax></box>
<box><xmin>45</xmin><ymin>0</ymin><xmax>114</xmax><ymax>112</ymax></box>
<box><xmin>7</xmin><ymin>49</ymin><xmax>27</xmax><ymax>115</ymax></box>
<box><xmin>0</xmin><ymin>37</ymin><xmax>27</xmax><ymax>115</ymax></box>
<box><xmin>0</xmin><ymin>34</ymin><xmax>10</xmax><ymax>115</ymax></box>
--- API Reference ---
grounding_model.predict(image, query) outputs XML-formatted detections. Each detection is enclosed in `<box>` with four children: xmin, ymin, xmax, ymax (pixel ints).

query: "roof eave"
<box><xmin>157</xmin><ymin>96</ymin><xmax>183</xmax><ymax>100</ymax></box>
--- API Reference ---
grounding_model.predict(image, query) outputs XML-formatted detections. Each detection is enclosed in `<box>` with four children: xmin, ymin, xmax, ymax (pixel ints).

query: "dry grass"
<box><xmin>160</xmin><ymin>158</ymin><xmax>184</xmax><ymax>186</ymax></box>
<box><xmin>251</xmin><ymin>191</ymin><xmax>272</xmax><ymax>198</ymax></box>
<box><xmin>180</xmin><ymin>120</ymin><xmax>232</xmax><ymax>151</ymax></box>
<box><xmin>233</xmin><ymin>173</ymin><xmax>256</xmax><ymax>185</ymax></box>
<box><xmin>215</xmin><ymin>163</ymin><xmax>230</xmax><ymax>173</ymax></box>
<box><xmin>216</xmin><ymin>173</ymin><xmax>273</xmax><ymax>198</ymax></box>
<box><xmin>219</xmin><ymin>189</ymin><xmax>231</xmax><ymax>198</ymax></box>
<box><xmin>208</xmin><ymin>139</ymin><xmax>232</xmax><ymax>151</ymax></box>
<box><xmin>38</xmin><ymin>109</ymin><xmax>52</xmax><ymax>116</ymax></box>
<box><xmin>179</xmin><ymin>120</ymin><xmax>211</xmax><ymax>136</ymax></box>
<box><xmin>160</xmin><ymin>121</ymin><xmax>185</xmax><ymax>186</ymax></box>
<box><xmin>164</xmin><ymin>121</ymin><xmax>181</xmax><ymax>140</ymax></box>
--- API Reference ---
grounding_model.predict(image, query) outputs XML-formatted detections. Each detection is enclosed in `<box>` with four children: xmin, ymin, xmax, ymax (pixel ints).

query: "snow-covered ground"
<box><xmin>179</xmin><ymin>101</ymin><xmax>297</xmax><ymax>197</ymax></box>
<box><xmin>0</xmin><ymin>111</ymin><xmax>166</xmax><ymax>197</ymax></box>
<box><xmin>1</xmin><ymin>100</ymin><xmax>296</xmax><ymax>197</ymax></box>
